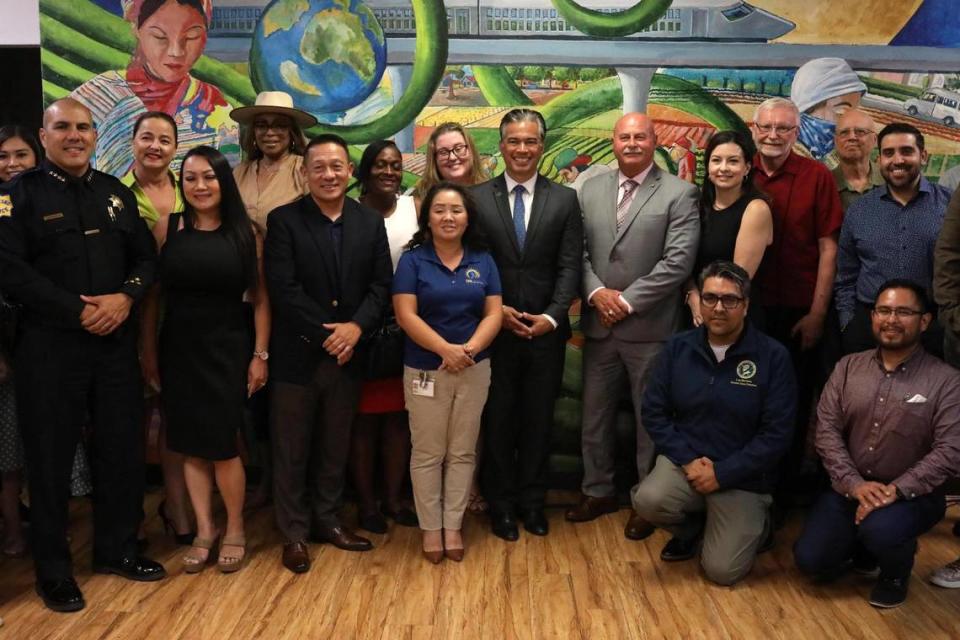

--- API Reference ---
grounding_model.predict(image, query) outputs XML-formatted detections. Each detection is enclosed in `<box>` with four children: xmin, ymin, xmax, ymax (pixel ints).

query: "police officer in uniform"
<box><xmin>0</xmin><ymin>99</ymin><xmax>165</xmax><ymax>612</ymax></box>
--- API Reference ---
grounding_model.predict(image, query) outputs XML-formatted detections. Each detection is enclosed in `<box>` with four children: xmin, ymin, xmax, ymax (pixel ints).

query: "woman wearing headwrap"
<box><xmin>70</xmin><ymin>0</ymin><xmax>237</xmax><ymax>177</ymax></box>
<box><xmin>790</xmin><ymin>57</ymin><xmax>867</xmax><ymax>166</ymax></box>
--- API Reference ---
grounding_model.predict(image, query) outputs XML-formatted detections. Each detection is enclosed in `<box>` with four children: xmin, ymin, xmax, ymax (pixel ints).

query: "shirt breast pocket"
<box><xmin>39</xmin><ymin>213</ymin><xmax>81</xmax><ymax>259</ymax></box>
<box><xmin>890</xmin><ymin>399</ymin><xmax>933</xmax><ymax>459</ymax></box>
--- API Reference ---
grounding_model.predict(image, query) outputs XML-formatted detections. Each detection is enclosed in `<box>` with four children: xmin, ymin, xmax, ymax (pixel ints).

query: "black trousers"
<box><xmin>794</xmin><ymin>489</ymin><xmax>945</xmax><ymax>580</ymax></box>
<box><xmin>842</xmin><ymin>301</ymin><xmax>945</xmax><ymax>359</ymax></box>
<box><xmin>481</xmin><ymin>330</ymin><xmax>566</xmax><ymax>513</ymax></box>
<box><xmin>761</xmin><ymin>305</ymin><xmax>821</xmax><ymax>499</ymax></box>
<box><xmin>15</xmin><ymin>326</ymin><xmax>145</xmax><ymax>582</ymax></box>
<box><xmin>270</xmin><ymin>358</ymin><xmax>361</xmax><ymax>540</ymax></box>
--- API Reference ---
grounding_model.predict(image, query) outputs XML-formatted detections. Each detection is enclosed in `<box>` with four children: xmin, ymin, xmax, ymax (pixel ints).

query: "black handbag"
<box><xmin>361</xmin><ymin>315</ymin><xmax>405</xmax><ymax>381</ymax></box>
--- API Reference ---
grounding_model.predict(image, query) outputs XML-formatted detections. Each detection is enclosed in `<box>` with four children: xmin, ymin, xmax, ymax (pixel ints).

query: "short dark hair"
<box><xmin>697</xmin><ymin>260</ymin><xmax>751</xmax><ymax>300</ymax></box>
<box><xmin>877</xmin><ymin>122</ymin><xmax>925</xmax><ymax>152</ymax></box>
<box><xmin>0</xmin><ymin>124</ymin><xmax>42</xmax><ymax>165</ymax></box>
<box><xmin>305</xmin><ymin>133</ymin><xmax>350</xmax><ymax>160</ymax></box>
<box><xmin>355</xmin><ymin>139</ymin><xmax>401</xmax><ymax>194</ymax></box>
<box><xmin>499</xmin><ymin>108</ymin><xmax>546</xmax><ymax>141</ymax></box>
<box><xmin>874</xmin><ymin>278</ymin><xmax>930</xmax><ymax>313</ymax></box>
<box><xmin>133</xmin><ymin>111</ymin><xmax>178</xmax><ymax>144</ymax></box>
<box><xmin>406</xmin><ymin>181</ymin><xmax>488</xmax><ymax>252</ymax></box>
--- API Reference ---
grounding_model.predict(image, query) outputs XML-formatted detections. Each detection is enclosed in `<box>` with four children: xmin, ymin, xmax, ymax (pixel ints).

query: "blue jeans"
<box><xmin>794</xmin><ymin>489</ymin><xmax>945</xmax><ymax>580</ymax></box>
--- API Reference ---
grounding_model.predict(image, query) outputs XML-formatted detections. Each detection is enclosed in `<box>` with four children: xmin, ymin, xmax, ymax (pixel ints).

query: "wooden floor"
<box><xmin>3</xmin><ymin>492</ymin><xmax>960</xmax><ymax>640</ymax></box>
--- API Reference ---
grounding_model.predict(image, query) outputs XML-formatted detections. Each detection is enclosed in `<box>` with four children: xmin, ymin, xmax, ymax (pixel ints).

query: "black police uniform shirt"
<box><xmin>0</xmin><ymin>159</ymin><xmax>157</xmax><ymax>329</ymax></box>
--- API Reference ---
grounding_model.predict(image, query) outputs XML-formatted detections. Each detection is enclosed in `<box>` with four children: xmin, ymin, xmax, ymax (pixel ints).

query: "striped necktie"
<box><xmin>617</xmin><ymin>179</ymin><xmax>638</xmax><ymax>230</ymax></box>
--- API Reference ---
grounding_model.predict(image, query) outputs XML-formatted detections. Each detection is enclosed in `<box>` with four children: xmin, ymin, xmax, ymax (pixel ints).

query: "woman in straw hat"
<box><xmin>231</xmin><ymin>91</ymin><xmax>317</xmax><ymax>232</ymax></box>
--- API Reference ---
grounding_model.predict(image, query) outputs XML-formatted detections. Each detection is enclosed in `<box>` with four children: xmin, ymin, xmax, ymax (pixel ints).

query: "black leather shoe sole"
<box><xmin>92</xmin><ymin>564</ymin><xmax>166</xmax><ymax>582</ymax></box>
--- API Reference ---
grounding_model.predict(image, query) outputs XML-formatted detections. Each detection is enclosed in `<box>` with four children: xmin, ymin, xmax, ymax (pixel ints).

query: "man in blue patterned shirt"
<box><xmin>835</xmin><ymin>122</ymin><xmax>952</xmax><ymax>356</ymax></box>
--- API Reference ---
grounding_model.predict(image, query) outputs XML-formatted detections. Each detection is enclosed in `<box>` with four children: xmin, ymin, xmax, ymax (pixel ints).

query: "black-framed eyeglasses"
<box><xmin>873</xmin><ymin>306</ymin><xmax>923</xmax><ymax>319</ymax></box>
<box><xmin>436</xmin><ymin>144</ymin><xmax>469</xmax><ymax>160</ymax></box>
<box><xmin>701</xmin><ymin>293</ymin><xmax>744</xmax><ymax>309</ymax></box>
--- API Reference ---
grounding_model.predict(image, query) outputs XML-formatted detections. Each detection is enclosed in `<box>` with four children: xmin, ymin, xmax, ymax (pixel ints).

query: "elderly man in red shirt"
<box><xmin>750</xmin><ymin>97</ymin><xmax>844</xmax><ymax>506</ymax></box>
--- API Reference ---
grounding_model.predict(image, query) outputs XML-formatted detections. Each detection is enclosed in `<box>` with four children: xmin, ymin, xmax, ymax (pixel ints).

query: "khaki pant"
<box><xmin>631</xmin><ymin>455</ymin><xmax>772</xmax><ymax>586</ymax></box>
<box><xmin>404</xmin><ymin>361</ymin><xmax>491</xmax><ymax>531</ymax></box>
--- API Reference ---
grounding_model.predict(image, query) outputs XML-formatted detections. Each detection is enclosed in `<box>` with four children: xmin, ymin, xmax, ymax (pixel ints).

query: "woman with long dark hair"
<box><xmin>349</xmin><ymin>140</ymin><xmax>419</xmax><ymax>533</ymax></box>
<box><xmin>393</xmin><ymin>182</ymin><xmax>503</xmax><ymax>562</ymax></box>
<box><xmin>685</xmin><ymin>130</ymin><xmax>773</xmax><ymax>326</ymax></box>
<box><xmin>143</xmin><ymin>145</ymin><xmax>270</xmax><ymax>573</ymax></box>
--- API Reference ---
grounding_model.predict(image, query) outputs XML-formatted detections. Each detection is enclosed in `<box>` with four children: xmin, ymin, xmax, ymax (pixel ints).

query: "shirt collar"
<box><xmin>619</xmin><ymin>163</ymin><xmax>654</xmax><ymax>189</ymax></box>
<box><xmin>871</xmin><ymin>344</ymin><xmax>927</xmax><ymax>373</ymax></box>
<box><xmin>43</xmin><ymin>158</ymin><xmax>94</xmax><ymax>188</ymax></box>
<box><xmin>503</xmin><ymin>172</ymin><xmax>537</xmax><ymax>196</ymax></box>
<box><xmin>879</xmin><ymin>176</ymin><xmax>934</xmax><ymax>205</ymax></box>
<box><xmin>753</xmin><ymin>151</ymin><xmax>802</xmax><ymax>178</ymax></box>
<box><xmin>832</xmin><ymin>161</ymin><xmax>884</xmax><ymax>192</ymax></box>
<box><xmin>422</xmin><ymin>242</ymin><xmax>479</xmax><ymax>269</ymax></box>
<box><xmin>120</xmin><ymin>167</ymin><xmax>178</xmax><ymax>192</ymax></box>
<box><xmin>695</xmin><ymin>320</ymin><xmax>756</xmax><ymax>362</ymax></box>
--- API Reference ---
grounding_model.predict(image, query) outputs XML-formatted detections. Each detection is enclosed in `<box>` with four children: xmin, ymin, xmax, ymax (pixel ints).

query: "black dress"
<box><xmin>160</xmin><ymin>214</ymin><xmax>251</xmax><ymax>460</ymax></box>
<box><xmin>696</xmin><ymin>194</ymin><xmax>755</xmax><ymax>274</ymax></box>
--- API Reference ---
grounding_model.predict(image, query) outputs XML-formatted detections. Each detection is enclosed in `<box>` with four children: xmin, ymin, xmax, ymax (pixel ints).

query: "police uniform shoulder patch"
<box><xmin>0</xmin><ymin>194</ymin><xmax>12</xmax><ymax>218</ymax></box>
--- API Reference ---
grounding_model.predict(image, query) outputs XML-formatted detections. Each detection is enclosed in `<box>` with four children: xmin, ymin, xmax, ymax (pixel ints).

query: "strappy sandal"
<box><xmin>183</xmin><ymin>534</ymin><xmax>219</xmax><ymax>574</ymax></box>
<box><xmin>218</xmin><ymin>535</ymin><xmax>247</xmax><ymax>574</ymax></box>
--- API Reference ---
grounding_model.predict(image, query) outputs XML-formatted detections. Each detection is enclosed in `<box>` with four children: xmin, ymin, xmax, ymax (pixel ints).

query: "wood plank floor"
<box><xmin>3</xmin><ymin>492</ymin><xmax>960</xmax><ymax>639</ymax></box>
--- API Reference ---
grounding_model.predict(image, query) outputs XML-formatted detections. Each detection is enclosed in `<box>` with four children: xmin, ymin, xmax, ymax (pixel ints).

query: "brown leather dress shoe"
<box><xmin>282</xmin><ymin>542</ymin><xmax>310</xmax><ymax>574</ymax></box>
<box><xmin>565</xmin><ymin>495</ymin><xmax>619</xmax><ymax>522</ymax></box>
<box><xmin>314</xmin><ymin>525</ymin><xmax>373</xmax><ymax>552</ymax></box>
<box><xmin>624</xmin><ymin>511</ymin><xmax>655</xmax><ymax>541</ymax></box>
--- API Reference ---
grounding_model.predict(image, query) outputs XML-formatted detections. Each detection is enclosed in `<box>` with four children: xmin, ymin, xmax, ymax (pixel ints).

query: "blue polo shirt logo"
<box><xmin>733</xmin><ymin>360</ymin><xmax>758</xmax><ymax>387</ymax></box>
<box><xmin>465</xmin><ymin>267</ymin><xmax>484</xmax><ymax>285</ymax></box>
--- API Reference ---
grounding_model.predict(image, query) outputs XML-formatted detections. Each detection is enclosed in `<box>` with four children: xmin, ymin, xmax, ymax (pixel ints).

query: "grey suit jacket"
<box><xmin>580</xmin><ymin>165</ymin><xmax>700</xmax><ymax>342</ymax></box>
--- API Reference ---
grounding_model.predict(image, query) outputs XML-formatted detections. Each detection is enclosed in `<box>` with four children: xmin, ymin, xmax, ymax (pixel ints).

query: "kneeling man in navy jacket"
<box><xmin>632</xmin><ymin>260</ymin><xmax>797</xmax><ymax>585</ymax></box>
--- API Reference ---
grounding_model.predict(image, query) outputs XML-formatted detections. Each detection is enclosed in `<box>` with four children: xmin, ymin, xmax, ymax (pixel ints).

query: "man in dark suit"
<box><xmin>472</xmin><ymin>108</ymin><xmax>583</xmax><ymax>540</ymax></box>
<box><xmin>264</xmin><ymin>134</ymin><xmax>393</xmax><ymax>573</ymax></box>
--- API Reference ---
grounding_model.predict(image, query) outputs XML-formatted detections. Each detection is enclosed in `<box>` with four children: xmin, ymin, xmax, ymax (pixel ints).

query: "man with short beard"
<box><xmin>633</xmin><ymin>261</ymin><xmax>795</xmax><ymax>585</ymax></box>
<box><xmin>795</xmin><ymin>280</ymin><xmax>960</xmax><ymax>608</ymax></box>
<box><xmin>831</xmin><ymin>109</ymin><xmax>883</xmax><ymax>213</ymax></box>
<box><xmin>835</xmin><ymin>123</ymin><xmax>951</xmax><ymax>355</ymax></box>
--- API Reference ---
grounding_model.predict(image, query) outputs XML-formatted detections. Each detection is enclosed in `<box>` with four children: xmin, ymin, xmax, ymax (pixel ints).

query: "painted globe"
<box><xmin>250</xmin><ymin>0</ymin><xmax>387</xmax><ymax>114</ymax></box>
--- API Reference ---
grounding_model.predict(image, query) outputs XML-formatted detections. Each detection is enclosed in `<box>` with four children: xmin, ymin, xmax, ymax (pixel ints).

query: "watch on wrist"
<box><xmin>253</xmin><ymin>349</ymin><xmax>269</xmax><ymax>361</ymax></box>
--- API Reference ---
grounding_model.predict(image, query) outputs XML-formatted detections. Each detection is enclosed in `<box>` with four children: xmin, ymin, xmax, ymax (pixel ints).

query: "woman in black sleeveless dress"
<box><xmin>685</xmin><ymin>130</ymin><xmax>774</xmax><ymax>326</ymax></box>
<box><xmin>142</xmin><ymin>146</ymin><xmax>269</xmax><ymax>574</ymax></box>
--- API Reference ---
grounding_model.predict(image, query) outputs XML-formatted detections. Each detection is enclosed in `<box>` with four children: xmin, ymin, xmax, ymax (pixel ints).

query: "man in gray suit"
<box><xmin>565</xmin><ymin>112</ymin><xmax>700</xmax><ymax>540</ymax></box>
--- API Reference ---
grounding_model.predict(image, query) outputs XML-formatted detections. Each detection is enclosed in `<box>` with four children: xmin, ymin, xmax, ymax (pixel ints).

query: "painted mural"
<box><xmin>39</xmin><ymin>0</ymin><xmax>960</xmax><ymax>477</ymax></box>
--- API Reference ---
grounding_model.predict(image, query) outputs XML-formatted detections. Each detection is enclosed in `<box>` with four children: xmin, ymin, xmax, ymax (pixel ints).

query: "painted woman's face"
<box><xmin>135</xmin><ymin>0</ymin><xmax>207</xmax><ymax>83</ymax></box>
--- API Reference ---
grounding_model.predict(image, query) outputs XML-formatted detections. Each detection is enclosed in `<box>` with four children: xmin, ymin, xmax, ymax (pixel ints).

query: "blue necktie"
<box><xmin>512</xmin><ymin>184</ymin><xmax>526</xmax><ymax>248</ymax></box>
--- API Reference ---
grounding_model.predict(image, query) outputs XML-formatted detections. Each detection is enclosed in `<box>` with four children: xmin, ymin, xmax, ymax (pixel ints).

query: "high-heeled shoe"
<box><xmin>422</xmin><ymin>532</ymin><xmax>443</xmax><ymax>565</ymax></box>
<box><xmin>218</xmin><ymin>535</ymin><xmax>247</xmax><ymax>574</ymax></box>
<box><xmin>158</xmin><ymin>501</ymin><xmax>196</xmax><ymax>546</ymax></box>
<box><xmin>183</xmin><ymin>534</ymin><xmax>219</xmax><ymax>574</ymax></box>
<box><xmin>444</xmin><ymin>546</ymin><xmax>464</xmax><ymax>562</ymax></box>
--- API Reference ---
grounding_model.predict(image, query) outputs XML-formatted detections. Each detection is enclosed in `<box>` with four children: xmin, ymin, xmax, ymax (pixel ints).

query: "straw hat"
<box><xmin>230</xmin><ymin>91</ymin><xmax>318</xmax><ymax>128</ymax></box>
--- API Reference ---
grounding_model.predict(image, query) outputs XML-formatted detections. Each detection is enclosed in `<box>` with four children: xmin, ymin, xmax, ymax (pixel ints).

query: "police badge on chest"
<box><xmin>106</xmin><ymin>194</ymin><xmax>124</xmax><ymax>223</ymax></box>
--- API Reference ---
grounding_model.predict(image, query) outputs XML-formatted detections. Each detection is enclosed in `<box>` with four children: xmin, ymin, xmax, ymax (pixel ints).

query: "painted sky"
<box><xmin>892</xmin><ymin>0</ymin><xmax>960</xmax><ymax>47</ymax></box>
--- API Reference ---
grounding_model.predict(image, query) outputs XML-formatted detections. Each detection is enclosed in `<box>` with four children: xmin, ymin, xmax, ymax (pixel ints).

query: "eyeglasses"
<box><xmin>836</xmin><ymin>127</ymin><xmax>874</xmax><ymax>139</ymax></box>
<box><xmin>254</xmin><ymin>121</ymin><xmax>291</xmax><ymax>132</ymax></box>
<box><xmin>701</xmin><ymin>293</ymin><xmax>745</xmax><ymax>310</ymax></box>
<box><xmin>754</xmin><ymin>124</ymin><xmax>797</xmax><ymax>136</ymax></box>
<box><xmin>436</xmin><ymin>144</ymin><xmax>469</xmax><ymax>160</ymax></box>
<box><xmin>873</xmin><ymin>306</ymin><xmax>923</xmax><ymax>319</ymax></box>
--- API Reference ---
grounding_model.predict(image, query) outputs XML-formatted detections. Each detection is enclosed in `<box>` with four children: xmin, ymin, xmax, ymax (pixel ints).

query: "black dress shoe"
<box><xmin>519</xmin><ymin>508</ymin><xmax>549</xmax><ymax>536</ymax></box>
<box><xmin>660</xmin><ymin>536</ymin><xmax>701</xmax><ymax>562</ymax></box>
<box><xmin>490</xmin><ymin>511</ymin><xmax>519</xmax><ymax>541</ymax></box>
<box><xmin>358</xmin><ymin>511</ymin><xmax>389</xmax><ymax>534</ymax></box>
<box><xmin>93</xmin><ymin>555</ymin><xmax>166</xmax><ymax>582</ymax></box>
<box><xmin>282</xmin><ymin>541</ymin><xmax>311</xmax><ymax>573</ymax></box>
<box><xmin>869</xmin><ymin>577</ymin><xmax>909</xmax><ymax>608</ymax></box>
<box><xmin>36</xmin><ymin>578</ymin><xmax>85</xmax><ymax>613</ymax></box>
<box><xmin>313</xmin><ymin>525</ymin><xmax>373</xmax><ymax>551</ymax></box>
<box><xmin>383</xmin><ymin>506</ymin><xmax>419</xmax><ymax>527</ymax></box>
<box><xmin>624</xmin><ymin>512</ymin><xmax>656</xmax><ymax>541</ymax></box>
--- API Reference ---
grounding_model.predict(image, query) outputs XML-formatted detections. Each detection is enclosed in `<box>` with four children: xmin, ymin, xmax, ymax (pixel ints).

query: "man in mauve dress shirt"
<box><xmin>794</xmin><ymin>279</ymin><xmax>960</xmax><ymax>609</ymax></box>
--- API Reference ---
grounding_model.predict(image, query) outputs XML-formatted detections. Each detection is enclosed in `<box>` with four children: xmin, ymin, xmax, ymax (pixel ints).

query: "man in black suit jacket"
<box><xmin>264</xmin><ymin>134</ymin><xmax>392</xmax><ymax>573</ymax></box>
<box><xmin>472</xmin><ymin>109</ymin><xmax>583</xmax><ymax>540</ymax></box>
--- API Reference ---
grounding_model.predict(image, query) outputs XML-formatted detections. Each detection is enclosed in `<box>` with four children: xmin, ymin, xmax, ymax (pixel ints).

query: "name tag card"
<box><xmin>411</xmin><ymin>371</ymin><xmax>435</xmax><ymax>397</ymax></box>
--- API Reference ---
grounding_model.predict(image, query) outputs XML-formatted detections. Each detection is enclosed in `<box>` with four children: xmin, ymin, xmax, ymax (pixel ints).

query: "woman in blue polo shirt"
<box><xmin>393</xmin><ymin>182</ymin><xmax>503</xmax><ymax>563</ymax></box>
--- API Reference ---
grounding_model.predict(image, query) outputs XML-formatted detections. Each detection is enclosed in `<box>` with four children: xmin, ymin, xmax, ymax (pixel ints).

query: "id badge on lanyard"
<box><xmin>411</xmin><ymin>369</ymin><xmax>435</xmax><ymax>397</ymax></box>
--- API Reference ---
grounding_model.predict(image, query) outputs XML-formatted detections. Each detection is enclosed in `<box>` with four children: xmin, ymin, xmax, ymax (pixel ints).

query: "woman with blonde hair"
<box><xmin>413</xmin><ymin>122</ymin><xmax>485</xmax><ymax>203</ymax></box>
